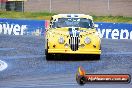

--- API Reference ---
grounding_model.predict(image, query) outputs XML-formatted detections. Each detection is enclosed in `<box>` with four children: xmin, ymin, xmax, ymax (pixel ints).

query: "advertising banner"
<box><xmin>95</xmin><ymin>22</ymin><xmax>132</xmax><ymax>39</ymax></box>
<box><xmin>0</xmin><ymin>18</ymin><xmax>45</xmax><ymax>36</ymax></box>
<box><xmin>0</xmin><ymin>18</ymin><xmax>132</xmax><ymax>39</ymax></box>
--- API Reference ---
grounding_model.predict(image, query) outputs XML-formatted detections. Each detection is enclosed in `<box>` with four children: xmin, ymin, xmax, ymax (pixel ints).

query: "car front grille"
<box><xmin>69</xmin><ymin>36</ymin><xmax>79</xmax><ymax>51</ymax></box>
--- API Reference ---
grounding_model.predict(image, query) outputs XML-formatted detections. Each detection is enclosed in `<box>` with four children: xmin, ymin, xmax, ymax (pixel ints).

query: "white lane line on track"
<box><xmin>0</xmin><ymin>48</ymin><xmax>15</xmax><ymax>51</ymax></box>
<box><xmin>0</xmin><ymin>60</ymin><xmax>8</xmax><ymax>71</ymax></box>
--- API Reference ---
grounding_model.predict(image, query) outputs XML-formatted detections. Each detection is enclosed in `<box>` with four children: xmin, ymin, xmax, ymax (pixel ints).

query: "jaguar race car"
<box><xmin>45</xmin><ymin>14</ymin><xmax>101</xmax><ymax>60</ymax></box>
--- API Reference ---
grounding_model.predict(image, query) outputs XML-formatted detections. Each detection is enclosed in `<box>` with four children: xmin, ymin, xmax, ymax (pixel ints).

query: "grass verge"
<box><xmin>0</xmin><ymin>11</ymin><xmax>132</xmax><ymax>23</ymax></box>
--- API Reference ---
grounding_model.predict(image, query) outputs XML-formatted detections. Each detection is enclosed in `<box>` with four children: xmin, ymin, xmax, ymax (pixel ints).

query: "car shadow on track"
<box><xmin>46</xmin><ymin>54</ymin><xmax>100</xmax><ymax>61</ymax></box>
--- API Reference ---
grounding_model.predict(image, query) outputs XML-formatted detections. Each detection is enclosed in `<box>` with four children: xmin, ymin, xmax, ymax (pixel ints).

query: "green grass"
<box><xmin>93</xmin><ymin>16</ymin><xmax>132</xmax><ymax>23</ymax></box>
<box><xmin>0</xmin><ymin>11</ymin><xmax>55</xmax><ymax>20</ymax></box>
<box><xmin>0</xmin><ymin>11</ymin><xmax>132</xmax><ymax>23</ymax></box>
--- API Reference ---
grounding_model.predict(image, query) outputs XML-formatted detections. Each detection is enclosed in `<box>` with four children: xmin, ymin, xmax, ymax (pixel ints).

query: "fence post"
<box><xmin>78</xmin><ymin>0</ymin><xmax>80</xmax><ymax>13</ymax></box>
<box><xmin>50</xmin><ymin>0</ymin><xmax>52</xmax><ymax>13</ymax></box>
<box><xmin>22</xmin><ymin>1</ymin><xmax>24</xmax><ymax>12</ymax></box>
<box><xmin>108</xmin><ymin>0</ymin><xmax>110</xmax><ymax>10</ymax></box>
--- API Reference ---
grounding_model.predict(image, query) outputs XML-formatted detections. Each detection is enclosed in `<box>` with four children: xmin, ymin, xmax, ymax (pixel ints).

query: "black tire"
<box><xmin>45</xmin><ymin>49</ymin><xmax>53</xmax><ymax>60</ymax></box>
<box><xmin>45</xmin><ymin>49</ymin><xmax>56</xmax><ymax>60</ymax></box>
<box><xmin>45</xmin><ymin>49</ymin><xmax>48</xmax><ymax>60</ymax></box>
<box><xmin>46</xmin><ymin>53</ymin><xmax>52</xmax><ymax>60</ymax></box>
<box><xmin>96</xmin><ymin>54</ymin><xmax>100</xmax><ymax>60</ymax></box>
<box><xmin>91</xmin><ymin>54</ymin><xmax>100</xmax><ymax>60</ymax></box>
<box><xmin>45</xmin><ymin>40</ymin><xmax>51</xmax><ymax>60</ymax></box>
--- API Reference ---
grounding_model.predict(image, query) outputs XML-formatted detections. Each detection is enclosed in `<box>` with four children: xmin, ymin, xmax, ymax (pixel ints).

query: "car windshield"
<box><xmin>52</xmin><ymin>18</ymin><xmax>93</xmax><ymax>28</ymax></box>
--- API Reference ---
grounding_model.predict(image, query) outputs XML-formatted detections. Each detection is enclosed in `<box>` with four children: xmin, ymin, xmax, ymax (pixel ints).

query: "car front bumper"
<box><xmin>48</xmin><ymin>49</ymin><xmax>101</xmax><ymax>54</ymax></box>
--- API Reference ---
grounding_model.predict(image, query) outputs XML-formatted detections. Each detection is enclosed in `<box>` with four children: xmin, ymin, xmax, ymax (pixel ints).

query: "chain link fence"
<box><xmin>25</xmin><ymin>0</ymin><xmax>132</xmax><ymax>16</ymax></box>
<box><xmin>1</xmin><ymin>0</ymin><xmax>132</xmax><ymax>16</ymax></box>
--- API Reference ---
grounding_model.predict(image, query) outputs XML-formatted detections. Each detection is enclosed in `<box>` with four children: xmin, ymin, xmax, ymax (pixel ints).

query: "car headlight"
<box><xmin>58</xmin><ymin>37</ymin><xmax>65</xmax><ymax>44</ymax></box>
<box><xmin>84</xmin><ymin>37</ymin><xmax>91</xmax><ymax>44</ymax></box>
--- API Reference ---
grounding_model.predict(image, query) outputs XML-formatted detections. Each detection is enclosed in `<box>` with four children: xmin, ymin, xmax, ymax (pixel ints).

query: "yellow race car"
<box><xmin>45</xmin><ymin>14</ymin><xmax>101</xmax><ymax>60</ymax></box>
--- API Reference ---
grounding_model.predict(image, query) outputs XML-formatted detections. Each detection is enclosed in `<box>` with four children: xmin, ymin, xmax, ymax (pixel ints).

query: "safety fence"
<box><xmin>1</xmin><ymin>0</ymin><xmax>132</xmax><ymax>16</ymax></box>
<box><xmin>24</xmin><ymin>0</ymin><xmax>132</xmax><ymax>17</ymax></box>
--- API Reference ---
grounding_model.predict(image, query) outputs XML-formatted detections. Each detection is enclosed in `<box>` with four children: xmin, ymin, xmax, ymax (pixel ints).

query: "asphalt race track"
<box><xmin>0</xmin><ymin>35</ymin><xmax>132</xmax><ymax>88</ymax></box>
